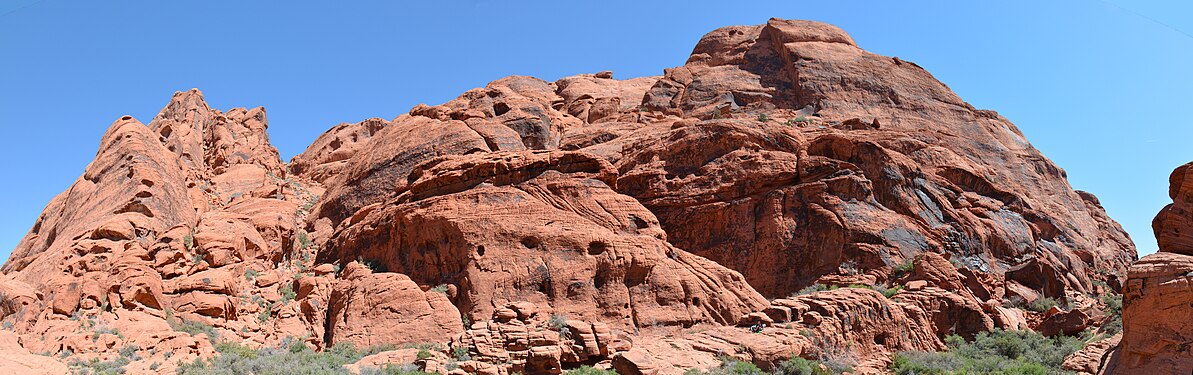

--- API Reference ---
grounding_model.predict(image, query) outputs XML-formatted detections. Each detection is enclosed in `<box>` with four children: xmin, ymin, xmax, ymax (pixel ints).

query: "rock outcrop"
<box><xmin>1104</xmin><ymin>162</ymin><xmax>1193</xmax><ymax>374</ymax></box>
<box><xmin>0</xmin><ymin>18</ymin><xmax>1142</xmax><ymax>374</ymax></box>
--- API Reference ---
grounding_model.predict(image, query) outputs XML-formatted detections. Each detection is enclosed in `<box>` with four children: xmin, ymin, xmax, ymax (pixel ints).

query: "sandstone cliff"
<box><xmin>0</xmin><ymin>19</ymin><xmax>1139</xmax><ymax>375</ymax></box>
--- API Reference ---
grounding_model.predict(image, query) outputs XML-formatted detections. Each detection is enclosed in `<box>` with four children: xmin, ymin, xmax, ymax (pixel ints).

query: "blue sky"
<box><xmin>1</xmin><ymin>1</ymin><xmax>1189</xmax><ymax>261</ymax></box>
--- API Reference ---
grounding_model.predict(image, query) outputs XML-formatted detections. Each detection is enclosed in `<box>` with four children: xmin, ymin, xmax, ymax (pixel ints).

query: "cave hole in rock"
<box><xmin>521</xmin><ymin>236</ymin><xmax>541</xmax><ymax>249</ymax></box>
<box><xmin>587</xmin><ymin>241</ymin><xmax>608</xmax><ymax>255</ymax></box>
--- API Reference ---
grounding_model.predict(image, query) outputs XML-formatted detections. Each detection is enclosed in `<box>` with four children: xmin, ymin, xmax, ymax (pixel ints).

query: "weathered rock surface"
<box><xmin>319</xmin><ymin>150</ymin><xmax>767</xmax><ymax>328</ymax></box>
<box><xmin>1092</xmin><ymin>161</ymin><xmax>1193</xmax><ymax>374</ymax></box>
<box><xmin>1101</xmin><ymin>251</ymin><xmax>1193</xmax><ymax>374</ymax></box>
<box><xmin>0</xmin><ymin>18</ymin><xmax>1143</xmax><ymax>374</ymax></box>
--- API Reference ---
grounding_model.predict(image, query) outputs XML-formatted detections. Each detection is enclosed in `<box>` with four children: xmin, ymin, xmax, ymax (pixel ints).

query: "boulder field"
<box><xmin>0</xmin><ymin>18</ymin><xmax>1167</xmax><ymax>374</ymax></box>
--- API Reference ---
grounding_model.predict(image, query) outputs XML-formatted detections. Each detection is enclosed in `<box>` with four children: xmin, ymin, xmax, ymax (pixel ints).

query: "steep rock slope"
<box><xmin>0</xmin><ymin>18</ymin><xmax>1138</xmax><ymax>375</ymax></box>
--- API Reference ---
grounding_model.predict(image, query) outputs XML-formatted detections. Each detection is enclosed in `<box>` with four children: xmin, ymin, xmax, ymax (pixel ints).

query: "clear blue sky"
<box><xmin>1</xmin><ymin>1</ymin><xmax>1189</xmax><ymax>261</ymax></box>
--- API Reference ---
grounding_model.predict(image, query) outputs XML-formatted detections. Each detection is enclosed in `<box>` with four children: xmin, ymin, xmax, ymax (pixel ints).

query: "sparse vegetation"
<box><xmin>548</xmin><ymin>313</ymin><xmax>568</xmax><ymax>330</ymax></box>
<box><xmin>168</xmin><ymin>314</ymin><xmax>219</xmax><ymax>340</ymax></box>
<box><xmin>297</xmin><ymin>231</ymin><xmax>313</xmax><ymax>251</ymax></box>
<box><xmin>451</xmin><ymin>346</ymin><xmax>470</xmax><ymax>361</ymax></box>
<box><xmin>279</xmin><ymin>284</ymin><xmax>296</xmax><ymax>304</ymax></box>
<box><xmin>564</xmin><ymin>365</ymin><xmax>618</xmax><ymax>375</ymax></box>
<box><xmin>784</xmin><ymin>116</ymin><xmax>810</xmax><ymax>126</ymax></box>
<box><xmin>68</xmin><ymin>357</ymin><xmax>131</xmax><ymax>375</ymax></box>
<box><xmin>775</xmin><ymin>357</ymin><xmax>832</xmax><ymax>375</ymax></box>
<box><xmin>683</xmin><ymin>357</ymin><xmax>766</xmax><ymax>375</ymax></box>
<box><xmin>429</xmin><ymin>284</ymin><xmax>450</xmax><ymax>294</ymax></box>
<box><xmin>183</xmin><ymin>229</ymin><xmax>195</xmax><ymax>250</ymax></box>
<box><xmin>889</xmin><ymin>329</ymin><xmax>1086</xmax><ymax>375</ymax></box>
<box><xmin>245</xmin><ymin>269</ymin><xmax>261</xmax><ymax>280</ymax></box>
<box><xmin>177</xmin><ymin>341</ymin><xmax>394</xmax><ymax>375</ymax></box>
<box><xmin>1026</xmin><ymin>297</ymin><xmax>1061</xmax><ymax>313</ymax></box>
<box><xmin>792</xmin><ymin>283</ymin><xmax>838</xmax><ymax>297</ymax></box>
<box><xmin>892</xmin><ymin>258</ymin><xmax>916</xmax><ymax>279</ymax></box>
<box><xmin>359</xmin><ymin>364</ymin><xmax>435</xmax><ymax>375</ymax></box>
<box><xmin>756</xmin><ymin>113</ymin><xmax>770</xmax><ymax>122</ymax></box>
<box><xmin>839</xmin><ymin>261</ymin><xmax>861</xmax><ymax>276</ymax></box>
<box><xmin>1100</xmin><ymin>294</ymin><xmax>1123</xmax><ymax>335</ymax></box>
<box><xmin>118</xmin><ymin>344</ymin><xmax>141</xmax><ymax>359</ymax></box>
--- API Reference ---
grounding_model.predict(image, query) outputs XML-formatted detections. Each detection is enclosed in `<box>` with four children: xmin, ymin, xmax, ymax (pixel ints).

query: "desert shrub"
<box><xmin>890</xmin><ymin>329</ymin><xmax>1086</xmax><ymax>375</ymax></box>
<box><xmin>784</xmin><ymin>116</ymin><xmax>810</xmax><ymax>126</ymax></box>
<box><xmin>683</xmin><ymin>358</ymin><xmax>766</xmax><ymax>375</ymax></box>
<box><xmin>876</xmin><ymin>284</ymin><xmax>904</xmax><ymax>298</ymax></box>
<box><xmin>792</xmin><ymin>284</ymin><xmax>837</xmax><ymax>297</ymax></box>
<box><xmin>756</xmin><ymin>113</ymin><xmax>771</xmax><ymax>122</ymax></box>
<box><xmin>429</xmin><ymin>284</ymin><xmax>450</xmax><ymax>294</ymax></box>
<box><xmin>1100</xmin><ymin>294</ymin><xmax>1123</xmax><ymax>334</ymax></box>
<box><xmin>451</xmin><ymin>346</ymin><xmax>470</xmax><ymax>361</ymax></box>
<box><xmin>892</xmin><ymin>258</ymin><xmax>916</xmax><ymax>279</ymax></box>
<box><xmin>183</xmin><ymin>230</ymin><xmax>195</xmax><ymax>250</ymax></box>
<box><xmin>296</xmin><ymin>231</ymin><xmax>313</xmax><ymax>251</ymax></box>
<box><xmin>279</xmin><ymin>284</ymin><xmax>297</xmax><ymax>304</ymax></box>
<box><xmin>359</xmin><ymin>364</ymin><xmax>435</xmax><ymax>375</ymax></box>
<box><xmin>416</xmin><ymin>349</ymin><xmax>432</xmax><ymax>360</ymax></box>
<box><xmin>118</xmin><ymin>344</ymin><xmax>140</xmax><ymax>360</ymax></box>
<box><xmin>178</xmin><ymin>341</ymin><xmax>391</xmax><ymax>375</ymax></box>
<box><xmin>775</xmin><ymin>357</ymin><xmax>832</xmax><ymax>375</ymax></box>
<box><xmin>169</xmin><ymin>317</ymin><xmax>218</xmax><ymax>340</ymax></box>
<box><xmin>564</xmin><ymin>365</ymin><xmax>618</xmax><ymax>375</ymax></box>
<box><xmin>548</xmin><ymin>313</ymin><xmax>568</xmax><ymax>330</ymax></box>
<box><xmin>1026</xmin><ymin>297</ymin><xmax>1061</xmax><ymax>313</ymax></box>
<box><xmin>68</xmin><ymin>356</ymin><xmax>131</xmax><ymax>375</ymax></box>
<box><xmin>245</xmin><ymin>269</ymin><xmax>260</xmax><ymax>280</ymax></box>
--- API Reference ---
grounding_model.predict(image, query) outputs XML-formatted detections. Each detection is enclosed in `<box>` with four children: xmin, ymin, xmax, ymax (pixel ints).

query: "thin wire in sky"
<box><xmin>1099</xmin><ymin>0</ymin><xmax>1193</xmax><ymax>42</ymax></box>
<box><xmin>0</xmin><ymin>0</ymin><xmax>46</xmax><ymax>19</ymax></box>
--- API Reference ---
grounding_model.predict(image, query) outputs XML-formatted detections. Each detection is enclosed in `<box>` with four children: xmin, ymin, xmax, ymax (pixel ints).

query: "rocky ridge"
<box><xmin>0</xmin><ymin>19</ymin><xmax>1141</xmax><ymax>374</ymax></box>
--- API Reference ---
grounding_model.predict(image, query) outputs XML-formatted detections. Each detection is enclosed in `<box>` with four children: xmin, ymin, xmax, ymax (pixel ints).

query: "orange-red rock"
<box><xmin>0</xmin><ymin>18</ymin><xmax>1145</xmax><ymax>375</ymax></box>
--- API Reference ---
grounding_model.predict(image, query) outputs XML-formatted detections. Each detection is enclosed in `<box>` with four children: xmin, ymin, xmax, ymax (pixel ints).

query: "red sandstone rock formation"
<box><xmin>1094</xmin><ymin>162</ymin><xmax>1193</xmax><ymax>374</ymax></box>
<box><xmin>0</xmin><ymin>18</ymin><xmax>1142</xmax><ymax>374</ymax></box>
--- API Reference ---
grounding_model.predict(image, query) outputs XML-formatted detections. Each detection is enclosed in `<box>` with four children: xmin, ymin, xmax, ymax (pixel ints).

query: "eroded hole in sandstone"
<box><xmin>493</xmin><ymin>102</ymin><xmax>511</xmax><ymax>116</ymax></box>
<box><xmin>587</xmin><ymin>241</ymin><xmax>608</xmax><ymax>256</ymax></box>
<box><xmin>628</xmin><ymin>215</ymin><xmax>649</xmax><ymax>229</ymax></box>
<box><xmin>476</xmin><ymin>245</ymin><xmax>486</xmax><ymax>257</ymax></box>
<box><xmin>115</xmin><ymin>201</ymin><xmax>154</xmax><ymax>217</ymax></box>
<box><xmin>521</xmin><ymin>236</ymin><xmax>541</xmax><ymax>249</ymax></box>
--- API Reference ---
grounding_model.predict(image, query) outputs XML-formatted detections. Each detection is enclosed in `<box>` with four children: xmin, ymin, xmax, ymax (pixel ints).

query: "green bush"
<box><xmin>359</xmin><ymin>364</ymin><xmax>435</xmax><ymax>375</ymax></box>
<box><xmin>683</xmin><ymin>358</ymin><xmax>766</xmax><ymax>375</ymax></box>
<box><xmin>775</xmin><ymin>357</ymin><xmax>831</xmax><ymax>375</ymax></box>
<box><xmin>564</xmin><ymin>365</ymin><xmax>618</xmax><ymax>375</ymax></box>
<box><xmin>1026</xmin><ymin>297</ymin><xmax>1061</xmax><ymax>313</ymax></box>
<box><xmin>892</xmin><ymin>258</ymin><xmax>916</xmax><ymax>279</ymax></box>
<box><xmin>756</xmin><ymin>113</ymin><xmax>771</xmax><ymax>122</ymax></box>
<box><xmin>169</xmin><ymin>317</ymin><xmax>219</xmax><ymax>340</ymax></box>
<box><xmin>118</xmin><ymin>344</ymin><xmax>140</xmax><ymax>360</ymax></box>
<box><xmin>1100</xmin><ymin>294</ymin><xmax>1123</xmax><ymax>334</ymax></box>
<box><xmin>792</xmin><ymin>284</ymin><xmax>838</xmax><ymax>297</ymax></box>
<box><xmin>889</xmin><ymin>329</ymin><xmax>1086</xmax><ymax>375</ymax></box>
<box><xmin>68</xmin><ymin>357</ymin><xmax>131</xmax><ymax>375</ymax></box>
<box><xmin>178</xmin><ymin>341</ymin><xmax>395</xmax><ymax>375</ymax></box>
<box><xmin>297</xmin><ymin>231</ymin><xmax>313</xmax><ymax>251</ymax></box>
<box><xmin>279</xmin><ymin>284</ymin><xmax>297</xmax><ymax>304</ymax></box>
